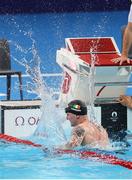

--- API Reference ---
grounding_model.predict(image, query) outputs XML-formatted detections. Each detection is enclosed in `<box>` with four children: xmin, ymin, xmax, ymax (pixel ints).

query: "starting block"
<box><xmin>56</xmin><ymin>37</ymin><xmax>132</xmax><ymax>106</ymax></box>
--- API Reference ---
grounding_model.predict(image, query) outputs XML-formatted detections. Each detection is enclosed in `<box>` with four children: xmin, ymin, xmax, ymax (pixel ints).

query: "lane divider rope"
<box><xmin>0</xmin><ymin>133</ymin><xmax>132</xmax><ymax>170</ymax></box>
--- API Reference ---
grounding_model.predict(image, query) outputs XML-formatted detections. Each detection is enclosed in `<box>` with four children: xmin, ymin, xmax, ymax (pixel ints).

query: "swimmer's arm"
<box><xmin>61</xmin><ymin>126</ymin><xmax>85</xmax><ymax>149</ymax></box>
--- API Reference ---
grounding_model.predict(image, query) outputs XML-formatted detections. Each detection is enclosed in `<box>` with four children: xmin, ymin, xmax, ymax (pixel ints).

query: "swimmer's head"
<box><xmin>65</xmin><ymin>100</ymin><xmax>87</xmax><ymax>115</ymax></box>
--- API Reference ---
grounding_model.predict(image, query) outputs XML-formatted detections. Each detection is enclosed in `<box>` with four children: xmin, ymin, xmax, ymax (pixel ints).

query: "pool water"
<box><xmin>0</xmin><ymin>138</ymin><xmax>132</xmax><ymax>179</ymax></box>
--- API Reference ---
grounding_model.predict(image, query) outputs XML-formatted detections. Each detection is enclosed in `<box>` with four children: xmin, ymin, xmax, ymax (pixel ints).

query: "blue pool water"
<box><xmin>0</xmin><ymin>138</ymin><xmax>132</xmax><ymax>179</ymax></box>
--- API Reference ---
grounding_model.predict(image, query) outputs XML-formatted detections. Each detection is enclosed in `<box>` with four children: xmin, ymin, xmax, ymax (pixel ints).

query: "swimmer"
<box><xmin>61</xmin><ymin>100</ymin><xmax>109</xmax><ymax>149</ymax></box>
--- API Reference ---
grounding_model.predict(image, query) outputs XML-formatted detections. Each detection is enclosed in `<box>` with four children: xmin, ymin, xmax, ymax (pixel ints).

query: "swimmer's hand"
<box><xmin>117</xmin><ymin>95</ymin><xmax>132</xmax><ymax>108</ymax></box>
<box><xmin>111</xmin><ymin>55</ymin><xmax>130</xmax><ymax>65</ymax></box>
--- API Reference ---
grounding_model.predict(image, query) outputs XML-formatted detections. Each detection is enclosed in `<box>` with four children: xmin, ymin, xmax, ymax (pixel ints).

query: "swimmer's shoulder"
<box><xmin>73</xmin><ymin>125</ymin><xmax>85</xmax><ymax>137</ymax></box>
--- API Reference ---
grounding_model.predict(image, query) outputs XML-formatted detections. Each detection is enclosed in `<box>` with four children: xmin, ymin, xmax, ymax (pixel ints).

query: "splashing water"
<box><xmin>87</xmin><ymin>51</ymin><xmax>96</xmax><ymax>122</ymax></box>
<box><xmin>87</xmin><ymin>41</ymin><xmax>100</xmax><ymax>123</ymax></box>
<box><xmin>13</xmin><ymin>32</ymin><xmax>67</xmax><ymax>147</ymax></box>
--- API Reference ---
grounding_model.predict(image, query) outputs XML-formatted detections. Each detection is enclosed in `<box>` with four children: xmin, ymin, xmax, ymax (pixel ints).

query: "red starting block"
<box><xmin>65</xmin><ymin>37</ymin><xmax>132</xmax><ymax>66</ymax></box>
<box><xmin>56</xmin><ymin>37</ymin><xmax>132</xmax><ymax>105</ymax></box>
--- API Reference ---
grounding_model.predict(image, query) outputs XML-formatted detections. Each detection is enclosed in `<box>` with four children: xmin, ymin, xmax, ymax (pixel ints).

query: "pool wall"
<box><xmin>0</xmin><ymin>100</ymin><xmax>132</xmax><ymax>138</ymax></box>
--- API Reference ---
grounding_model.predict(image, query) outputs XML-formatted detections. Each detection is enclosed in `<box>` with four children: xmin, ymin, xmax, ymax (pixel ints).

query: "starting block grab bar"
<box><xmin>95</xmin><ymin>82</ymin><xmax>132</xmax><ymax>86</ymax></box>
